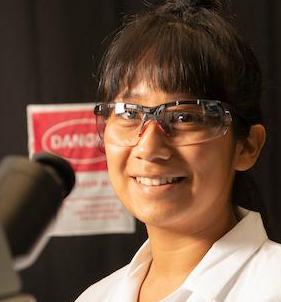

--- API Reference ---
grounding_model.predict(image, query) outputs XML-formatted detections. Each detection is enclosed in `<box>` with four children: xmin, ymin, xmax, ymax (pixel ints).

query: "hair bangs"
<box><xmin>98</xmin><ymin>17</ymin><xmax>228</xmax><ymax>103</ymax></box>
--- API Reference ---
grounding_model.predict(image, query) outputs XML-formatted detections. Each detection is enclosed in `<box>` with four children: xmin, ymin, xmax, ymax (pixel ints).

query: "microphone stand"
<box><xmin>0</xmin><ymin>224</ymin><xmax>36</xmax><ymax>302</ymax></box>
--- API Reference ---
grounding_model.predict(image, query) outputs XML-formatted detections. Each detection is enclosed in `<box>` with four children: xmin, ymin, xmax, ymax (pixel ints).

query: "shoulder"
<box><xmin>248</xmin><ymin>238</ymin><xmax>281</xmax><ymax>281</ymax></box>
<box><xmin>74</xmin><ymin>265</ymin><xmax>128</xmax><ymax>302</ymax></box>
<box><xmin>253</xmin><ymin>238</ymin><xmax>281</xmax><ymax>273</ymax></box>
<box><xmin>232</xmin><ymin>239</ymin><xmax>281</xmax><ymax>301</ymax></box>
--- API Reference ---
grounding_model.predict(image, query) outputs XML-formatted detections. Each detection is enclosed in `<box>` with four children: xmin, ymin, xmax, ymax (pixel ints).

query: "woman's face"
<box><xmin>104</xmin><ymin>82</ymin><xmax>243</xmax><ymax>233</ymax></box>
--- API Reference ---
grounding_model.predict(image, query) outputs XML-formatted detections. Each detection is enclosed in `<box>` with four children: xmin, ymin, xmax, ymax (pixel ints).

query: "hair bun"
<box><xmin>159</xmin><ymin>0</ymin><xmax>224</xmax><ymax>15</ymax></box>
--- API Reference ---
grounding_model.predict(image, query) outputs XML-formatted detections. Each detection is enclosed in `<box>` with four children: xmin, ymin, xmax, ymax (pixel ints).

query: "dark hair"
<box><xmin>97</xmin><ymin>0</ymin><xmax>264</xmax><ymax>209</ymax></box>
<box><xmin>98</xmin><ymin>0</ymin><xmax>263</xmax><ymax>135</ymax></box>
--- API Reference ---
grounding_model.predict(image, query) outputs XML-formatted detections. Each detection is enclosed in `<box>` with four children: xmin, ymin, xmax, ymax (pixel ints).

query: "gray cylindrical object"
<box><xmin>0</xmin><ymin>154</ymin><xmax>74</xmax><ymax>256</ymax></box>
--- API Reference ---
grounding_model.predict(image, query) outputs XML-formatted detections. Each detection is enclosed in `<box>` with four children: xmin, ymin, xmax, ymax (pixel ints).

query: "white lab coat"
<box><xmin>75</xmin><ymin>208</ymin><xmax>281</xmax><ymax>302</ymax></box>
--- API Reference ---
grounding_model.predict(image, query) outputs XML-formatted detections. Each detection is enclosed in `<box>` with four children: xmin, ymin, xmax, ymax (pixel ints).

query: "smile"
<box><xmin>135</xmin><ymin>176</ymin><xmax>184</xmax><ymax>186</ymax></box>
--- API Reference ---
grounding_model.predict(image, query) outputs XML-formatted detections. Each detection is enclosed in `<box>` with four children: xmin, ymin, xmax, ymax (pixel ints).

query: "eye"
<box><xmin>114</xmin><ymin>108</ymin><xmax>143</xmax><ymax>128</ymax></box>
<box><xmin>117</xmin><ymin>109</ymin><xmax>142</xmax><ymax>120</ymax></box>
<box><xmin>166</xmin><ymin>111</ymin><xmax>208</xmax><ymax>132</ymax></box>
<box><xmin>171</xmin><ymin>112</ymin><xmax>204</xmax><ymax>124</ymax></box>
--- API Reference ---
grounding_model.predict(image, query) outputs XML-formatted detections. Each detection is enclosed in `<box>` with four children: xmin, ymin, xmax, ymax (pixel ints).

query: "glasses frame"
<box><xmin>94</xmin><ymin>99</ymin><xmax>232</xmax><ymax>145</ymax></box>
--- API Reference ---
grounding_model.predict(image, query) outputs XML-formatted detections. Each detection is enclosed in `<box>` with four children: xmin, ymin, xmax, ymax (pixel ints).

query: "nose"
<box><xmin>132</xmin><ymin>121</ymin><xmax>172</xmax><ymax>162</ymax></box>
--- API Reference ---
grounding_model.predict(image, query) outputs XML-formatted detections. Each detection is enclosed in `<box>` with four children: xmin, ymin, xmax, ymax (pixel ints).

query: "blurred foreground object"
<box><xmin>0</xmin><ymin>153</ymin><xmax>75</xmax><ymax>301</ymax></box>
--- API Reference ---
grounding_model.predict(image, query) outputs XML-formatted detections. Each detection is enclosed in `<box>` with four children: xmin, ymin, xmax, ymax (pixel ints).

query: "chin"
<box><xmin>131</xmin><ymin>204</ymin><xmax>185</xmax><ymax>229</ymax></box>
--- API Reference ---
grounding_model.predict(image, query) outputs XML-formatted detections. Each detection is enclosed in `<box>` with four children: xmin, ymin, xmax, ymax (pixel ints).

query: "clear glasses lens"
<box><xmin>94</xmin><ymin>101</ymin><xmax>231</xmax><ymax>147</ymax></box>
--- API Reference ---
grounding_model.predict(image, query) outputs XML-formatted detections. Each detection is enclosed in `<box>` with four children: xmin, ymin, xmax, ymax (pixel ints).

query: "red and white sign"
<box><xmin>27</xmin><ymin>103</ymin><xmax>135</xmax><ymax>237</ymax></box>
<box><xmin>28</xmin><ymin>105</ymin><xmax>106</xmax><ymax>172</ymax></box>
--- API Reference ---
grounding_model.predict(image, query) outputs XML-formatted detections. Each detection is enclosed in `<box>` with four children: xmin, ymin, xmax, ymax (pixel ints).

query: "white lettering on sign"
<box><xmin>50</xmin><ymin>133</ymin><xmax>99</xmax><ymax>149</ymax></box>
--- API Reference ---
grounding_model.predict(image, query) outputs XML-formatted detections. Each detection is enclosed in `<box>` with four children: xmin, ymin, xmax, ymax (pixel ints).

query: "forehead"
<box><xmin>115</xmin><ymin>82</ymin><xmax>194</xmax><ymax>106</ymax></box>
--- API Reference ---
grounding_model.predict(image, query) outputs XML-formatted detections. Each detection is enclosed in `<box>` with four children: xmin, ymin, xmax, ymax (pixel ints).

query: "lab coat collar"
<box><xmin>114</xmin><ymin>240</ymin><xmax>152</xmax><ymax>302</ymax></box>
<box><xmin>116</xmin><ymin>209</ymin><xmax>268</xmax><ymax>302</ymax></box>
<box><xmin>183</xmin><ymin>208</ymin><xmax>268</xmax><ymax>301</ymax></box>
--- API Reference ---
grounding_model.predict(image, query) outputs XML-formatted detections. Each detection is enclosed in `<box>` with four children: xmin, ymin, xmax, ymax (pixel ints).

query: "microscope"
<box><xmin>0</xmin><ymin>153</ymin><xmax>75</xmax><ymax>302</ymax></box>
<box><xmin>0</xmin><ymin>223</ymin><xmax>35</xmax><ymax>302</ymax></box>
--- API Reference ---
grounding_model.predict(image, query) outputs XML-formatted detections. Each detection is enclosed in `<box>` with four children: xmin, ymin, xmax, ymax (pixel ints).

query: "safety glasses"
<box><xmin>94</xmin><ymin>100</ymin><xmax>232</xmax><ymax>147</ymax></box>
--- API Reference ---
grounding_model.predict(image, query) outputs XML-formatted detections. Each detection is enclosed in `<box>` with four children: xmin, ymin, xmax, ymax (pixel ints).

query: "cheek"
<box><xmin>180</xmin><ymin>140</ymin><xmax>237</xmax><ymax>193</ymax></box>
<box><xmin>104</xmin><ymin>142</ymin><xmax>130</xmax><ymax>190</ymax></box>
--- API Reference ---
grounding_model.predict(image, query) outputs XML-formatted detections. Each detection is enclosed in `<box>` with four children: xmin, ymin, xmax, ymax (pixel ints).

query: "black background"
<box><xmin>0</xmin><ymin>1</ymin><xmax>280</xmax><ymax>302</ymax></box>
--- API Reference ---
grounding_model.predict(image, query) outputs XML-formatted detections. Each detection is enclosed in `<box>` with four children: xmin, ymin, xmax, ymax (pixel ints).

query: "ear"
<box><xmin>234</xmin><ymin>124</ymin><xmax>266</xmax><ymax>171</ymax></box>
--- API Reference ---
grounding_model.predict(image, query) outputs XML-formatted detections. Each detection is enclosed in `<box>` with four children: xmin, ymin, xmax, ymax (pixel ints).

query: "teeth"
<box><xmin>167</xmin><ymin>177</ymin><xmax>173</xmax><ymax>183</ymax></box>
<box><xmin>136</xmin><ymin>176</ymin><xmax>179</xmax><ymax>186</ymax></box>
<box><xmin>152</xmin><ymin>179</ymin><xmax>160</xmax><ymax>185</ymax></box>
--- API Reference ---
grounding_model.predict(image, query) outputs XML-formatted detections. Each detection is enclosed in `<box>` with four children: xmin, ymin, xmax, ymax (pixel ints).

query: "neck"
<box><xmin>137</xmin><ymin>206</ymin><xmax>238</xmax><ymax>302</ymax></box>
<box><xmin>146</xmin><ymin>206</ymin><xmax>238</xmax><ymax>279</ymax></box>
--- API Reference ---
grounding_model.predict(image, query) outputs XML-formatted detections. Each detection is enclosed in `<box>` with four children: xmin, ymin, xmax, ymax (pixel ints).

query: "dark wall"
<box><xmin>232</xmin><ymin>1</ymin><xmax>281</xmax><ymax>239</ymax></box>
<box><xmin>0</xmin><ymin>1</ymin><xmax>280</xmax><ymax>302</ymax></box>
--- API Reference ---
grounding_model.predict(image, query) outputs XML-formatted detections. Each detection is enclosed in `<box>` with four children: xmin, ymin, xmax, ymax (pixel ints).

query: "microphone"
<box><xmin>0</xmin><ymin>152</ymin><xmax>75</xmax><ymax>257</ymax></box>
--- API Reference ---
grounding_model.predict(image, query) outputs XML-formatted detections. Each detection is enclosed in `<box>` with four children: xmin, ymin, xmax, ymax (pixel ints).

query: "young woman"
<box><xmin>76</xmin><ymin>1</ymin><xmax>281</xmax><ymax>301</ymax></box>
